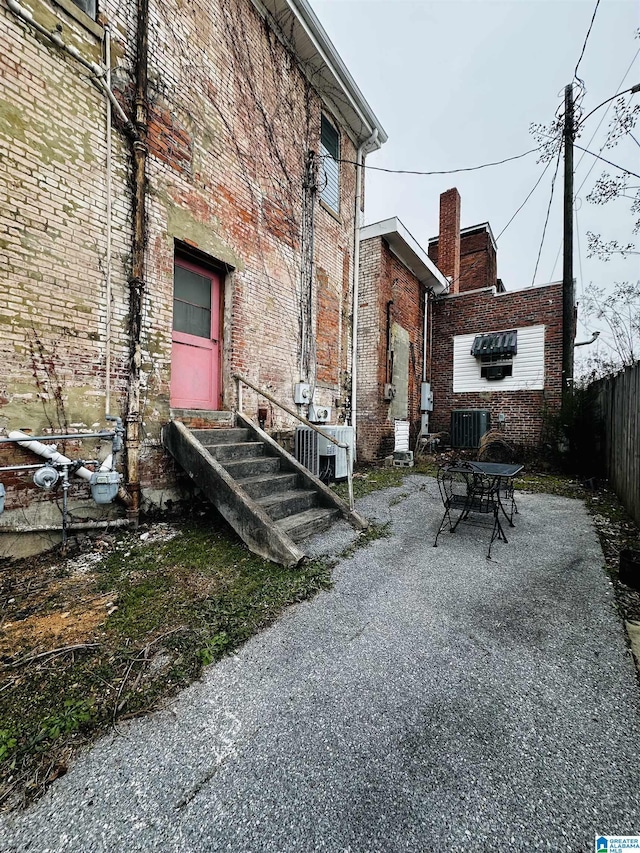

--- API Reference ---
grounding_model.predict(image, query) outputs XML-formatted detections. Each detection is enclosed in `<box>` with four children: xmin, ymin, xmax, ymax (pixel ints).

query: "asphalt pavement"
<box><xmin>2</xmin><ymin>475</ymin><xmax>639</xmax><ymax>852</ymax></box>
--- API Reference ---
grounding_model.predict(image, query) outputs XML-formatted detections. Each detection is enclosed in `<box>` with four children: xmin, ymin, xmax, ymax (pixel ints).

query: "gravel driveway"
<box><xmin>2</xmin><ymin>475</ymin><xmax>639</xmax><ymax>852</ymax></box>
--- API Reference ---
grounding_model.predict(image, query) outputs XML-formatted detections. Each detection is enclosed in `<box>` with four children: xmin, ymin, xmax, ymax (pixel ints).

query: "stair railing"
<box><xmin>234</xmin><ymin>374</ymin><xmax>354</xmax><ymax>511</ymax></box>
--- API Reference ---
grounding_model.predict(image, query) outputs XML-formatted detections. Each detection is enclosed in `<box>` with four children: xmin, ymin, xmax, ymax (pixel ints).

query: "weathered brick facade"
<box><xmin>430</xmin><ymin>283</ymin><xmax>564</xmax><ymax>447</ymax></box>
<box><xmin>0</xmin><ymin>0</ymin><xmax>384</xmax><ymax>554</ymax></box>
<box><xmin>357</xmin><ymin>236</ymin><xmax>426</xmax><ymax>461</ymax></box>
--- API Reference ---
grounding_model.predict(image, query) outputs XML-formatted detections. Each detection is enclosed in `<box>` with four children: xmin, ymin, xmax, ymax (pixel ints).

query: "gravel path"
<box><xmin>2</xmin><ymin>476</ymin><xmax>639</xmax><ymax>852</ymax></box>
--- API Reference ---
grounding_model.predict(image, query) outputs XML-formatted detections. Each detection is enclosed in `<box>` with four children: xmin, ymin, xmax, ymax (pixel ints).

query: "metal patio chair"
<box><xmin>433</xmin><ymin>462</ymin><xmax>508</xmax><ymax>559</ymax></box>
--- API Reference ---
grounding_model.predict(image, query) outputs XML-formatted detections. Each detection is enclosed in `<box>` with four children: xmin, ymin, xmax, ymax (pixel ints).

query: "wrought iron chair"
<box><xmin>433</xmin><ymin>462</ymin><xmax>508</xmax><ymax>558</ymax></box>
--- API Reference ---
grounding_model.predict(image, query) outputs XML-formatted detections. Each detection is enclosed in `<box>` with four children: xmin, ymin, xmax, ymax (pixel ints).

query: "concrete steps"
<box><xmin>277</xmin><ymin>507</ymin><xmax>341</xmax><ymax>542</ymax></box>
<box><xmin>163</xmin><ymin>416</ymin><xmax>367</xmax><ymax>567</ymax></box>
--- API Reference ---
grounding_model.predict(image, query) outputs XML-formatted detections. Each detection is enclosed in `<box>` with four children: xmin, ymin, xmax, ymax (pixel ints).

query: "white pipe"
<box><xmin>6</xmin><ymin>0</ymin><xmax>134</xmax><ymax>134</ymax></box>
<box><xmin>8</xmin><ymin>431</ymin><xmax>94</xmax><ymax>481</ymax></box>
<box><xmin>350</xmin><ymin>128</ymin><xmax>379</xmax><ymax>458</ymax></box>
<box><xmin>100</xmin><ymin>453</ymin><xmax>113</xmax><ymax>471</ymax></box>
<box><xmin>422</xmin><ymin>290</ymin><xmax>428</xmax><ymax>383</ymax></box>
<box><xmin>104</xmin><ymin>25</ymin><xmax>112</xmax><ymax>417</ymax></box>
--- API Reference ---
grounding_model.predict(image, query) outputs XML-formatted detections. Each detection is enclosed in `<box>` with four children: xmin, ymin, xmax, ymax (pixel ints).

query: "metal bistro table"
<box><xmin>434</xmin><ymin>461</ymin><xmax>524</xmax><ymax>558</ymax></box>
<box><xmin>465</xmin><ymin>461</ymin><xmax>524</xmax><ymax>526</ymax></box>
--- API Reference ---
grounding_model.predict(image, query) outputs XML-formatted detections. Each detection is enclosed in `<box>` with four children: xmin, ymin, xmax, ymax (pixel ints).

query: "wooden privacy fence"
<box><xmin>590</xmin><ymin>362</ymin><xmax>640</xmax><ymax>527</ymax></box>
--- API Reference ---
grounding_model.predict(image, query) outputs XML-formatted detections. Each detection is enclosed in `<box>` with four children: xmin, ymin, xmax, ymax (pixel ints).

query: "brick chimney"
<box><xmin>438</xmin><ymin>188</ymin><xmax>461</xmax><ymax>293</ymax></box>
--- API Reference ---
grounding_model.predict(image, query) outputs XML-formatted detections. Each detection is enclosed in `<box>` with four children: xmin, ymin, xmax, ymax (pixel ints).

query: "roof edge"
<box><xmin>360</xmin><ymin>217</ymin><xmax>448</xmax><ymax>293</ymax></box>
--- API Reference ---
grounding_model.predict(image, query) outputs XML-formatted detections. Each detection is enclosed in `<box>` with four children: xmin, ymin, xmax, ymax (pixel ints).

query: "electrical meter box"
<box><xmin>293</xmin><ymin>383</ymin><xmax>311</xmax><ymax>405</ymax></box>
<box><xmin>421</xmin><ymin>382</ymin><xmax>433</xmax><ymax>411</ymax></box>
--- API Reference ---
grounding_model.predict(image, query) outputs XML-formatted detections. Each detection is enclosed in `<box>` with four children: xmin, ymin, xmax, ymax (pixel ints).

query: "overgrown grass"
<box><xmin>0</xmin><ymin>516</ymin><xmax>332</xmax><ymax>810</ymax></box>
<box><xmin>3</xmin><ymin>457</ymin><xmax>638</xmax><ymax>810</ymax></box>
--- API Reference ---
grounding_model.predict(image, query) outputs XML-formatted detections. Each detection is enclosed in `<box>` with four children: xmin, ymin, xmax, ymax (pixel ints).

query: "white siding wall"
<box><xmin>453</xmin><ymin>325</ymin><xmax>545</xmax><ymax>392</ymax></box>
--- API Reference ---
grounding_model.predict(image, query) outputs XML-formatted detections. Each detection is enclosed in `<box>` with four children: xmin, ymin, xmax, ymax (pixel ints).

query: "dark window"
<box><xmin>472</xmin><ymin>330</ymin><xmax>516</xmax><ymax>380</ymax></box>
<box><xmin>480</xmin><ymin>357</ymin><xmax>513</xmax><ymax>380</ymax></box>
<box><xmin>173</xmin><ymin>264</ymin><xmax>212</xmax><ymax>339</ymax></box>
<box><xmin>320</xmin><ymin>115</ymin><xmax>340</xmax><ymax>212</ymax></box>
<box><xmin>72</xmin><ymin>0</ymin><xmax>97</xmax><ymax>18</ymax></box>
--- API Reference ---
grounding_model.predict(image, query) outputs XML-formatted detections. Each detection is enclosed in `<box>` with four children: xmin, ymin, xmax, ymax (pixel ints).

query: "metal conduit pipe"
<box><xmin>350</xmin><ymin>128</ymin><xmax>379</xmax><ymax>458</ymax></box>
<box><xmin>0</xmin><ymin>519</ymin><xmax>133</xmax><ymax>534</ymax></box>
<box><xmin>6</xmin><ymin>0</ymin><xmax>135</xmax><ymax>136</ymax></box>
<box><xmin>104</xmin><ymin>24</ymin><xmax>113</xmax><ymax>417</ymax></box>
<box><xmin>0</xmin><ymin>430</ymin><xmax>116</xmax><ymax>444</ymax></box>
<box><xmin>0</xmin><ymin>461</ymin><xmax>98</xmax><ymax>473</ymax></box>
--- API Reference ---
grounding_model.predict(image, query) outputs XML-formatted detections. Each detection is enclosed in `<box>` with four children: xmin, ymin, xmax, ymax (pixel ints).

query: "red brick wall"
<box><xmin>430</xmin><ymin>283</ymin><xmax>564</xmax><ymax>447</ymax></box>
<box><xmin>429</xmin><ymin>227</ymin><xmax>497</xmax><ymax>293</ymax></box>
<box><xmin>357</xmin><ymin>237</ymin><xmax>425</xmax><ymax>461</ymax></box>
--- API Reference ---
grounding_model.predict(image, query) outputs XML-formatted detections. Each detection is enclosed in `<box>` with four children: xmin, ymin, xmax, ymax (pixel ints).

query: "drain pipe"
<box><xmin>8</xmin><ymin>431</ymin><xmax>94</xmax><ymax>481</ymax></box>
<box><xmin>124</xmin><ymin>0</ymin><xmax>149</xmax><ymax>525</ymax></box>
<box><xmin>104</xmin><ymin>24</ymin><xmax>113</xmax><ymax>418</ymax></box>
<box><xmin>350</xmin><ymin>127</ymin><xmax>378</xmax><ymax>455</ymax></box>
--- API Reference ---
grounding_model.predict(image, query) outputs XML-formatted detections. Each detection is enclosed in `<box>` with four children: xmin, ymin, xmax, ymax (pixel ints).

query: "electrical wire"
<box><xmin>531</xmin><ymin>150</ymin><xmax>562</xmax><ymax>286</ymax></box>
<box><xmin>495</xmin><ymin>156</ymin><xmax>556</xmax><ymax>243</ymax></box>
<box><xmin>578</xmin><ymin>79</ymin><xmax>640</xmax><ymax>129</ymax></box>
<box><xmin>573</xmin><ymin>144</ymin><xmax>640</xmax><ymax>180</ymax></box>
<box><xmin>574</xmin><ymin>0</ymin><xmax>601</xmax><ymax>81</ymax></box>
<box><xmin>330</xmin><ymin>146</ymin><xmax>540</xmax><ymax>176</ymax></box>
<box><xmin>438</xmin><ymin>156</ymin><xmax>557</xmax><ymax>295</ymax></box>
<box><xmin>549</xmin><ymin>47</ymin><xmax>640</xmax><ymax>280</ymax></box>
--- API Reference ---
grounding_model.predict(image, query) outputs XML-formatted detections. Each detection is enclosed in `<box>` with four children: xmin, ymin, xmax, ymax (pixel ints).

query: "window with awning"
<box><xmin>471</xmin><ymin>330</ymin><xmax>518</xmax><ymax>380</ymax></box>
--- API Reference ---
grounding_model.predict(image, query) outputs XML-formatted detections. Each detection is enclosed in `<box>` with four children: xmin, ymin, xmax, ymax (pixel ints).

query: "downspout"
<box><xmin>125</xmin><ymin>0</ymin><xmax>149</xmax><ymax>524</ymax></box>
<box><xmin>104</xmin><ymin>25</ymin><xmax>112</xmax><ymax>418</ymax></box>
<box><xmin>351</xmin><ymin>127</ymin><xmax>378</xmax><ymax>452</ymax></box>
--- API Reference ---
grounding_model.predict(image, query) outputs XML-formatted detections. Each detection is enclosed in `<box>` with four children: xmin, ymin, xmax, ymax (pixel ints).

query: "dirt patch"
<box><xmin>1</xmin><ymin>592</ymin><xmax>115</xmax><ymax>658</ymax></box>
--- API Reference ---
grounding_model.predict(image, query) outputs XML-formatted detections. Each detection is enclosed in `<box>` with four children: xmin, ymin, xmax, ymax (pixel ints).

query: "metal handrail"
<box><xmin>234</xmin><ymin>374</ymin><xmax>354</xmax><ymax>511</ymax></box>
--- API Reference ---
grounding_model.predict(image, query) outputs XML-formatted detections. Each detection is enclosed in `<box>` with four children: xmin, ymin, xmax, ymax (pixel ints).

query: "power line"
<box><xmin>578</xmin><ymin>78</ymin><xmax>640</xmax><ymax>129</ymax></box>
<box><xmin>531</xmin><ymin>150</ymin><xmax>562</xmax><ymax>286</ymax></box>
<box><xmin>549</xmin><ymin>47</ymin><xmax>640</xmax><ymax>279</ymax></box>
<box><xmin>574</xmin><ymin>0</ymin><xmax>601</xmax><ymax>80</ymax></box>
<box><xmin>573</xmin><ymin>144</ymin><xmax>640</xmax><ymax>180</ymax></box>
<box><xmin>332</xmin><ymin>146</ymin><xmax>540</xmax><ymax>176</ymax></box>
<box><xmin>495</xmin><ymin>156</ymin><xmax>556</xmax><ymax>242</ymax></box>
<box><xmin>438</xmin><ymin>156</ymin><xmax>557</xmax><ymax>295</ymax></box>
<box><xmin>575</xmin><ymin>50</ymin><xmax>640</xmax><ymax>190</ymax></box>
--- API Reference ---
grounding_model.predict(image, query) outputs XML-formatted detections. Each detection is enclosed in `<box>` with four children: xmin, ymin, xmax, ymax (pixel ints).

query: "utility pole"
<box><xmin>562</xmin><ymin>82</ymin><xmax>575</xmax><ymax>404</ymax></box>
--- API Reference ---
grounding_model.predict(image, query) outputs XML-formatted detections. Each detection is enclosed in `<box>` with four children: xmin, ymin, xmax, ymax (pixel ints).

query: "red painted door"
<box><xmin>170</xmin><ymin>258</ymin><xmax>221</xmax><ymax>409</ymax></box>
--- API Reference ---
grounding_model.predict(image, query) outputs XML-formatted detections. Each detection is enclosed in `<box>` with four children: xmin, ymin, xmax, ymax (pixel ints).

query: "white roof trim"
<box><xmin>360</xmin><ymin>217</ymin><xmax>448</xmax><ymax>293</ymax></box>
<box><xmin>429</xmin><ymin>221</ymin><xmax>498</xmax><ymax>253</ymax></box>
<box><xmin>249</xmin><ymin>0</ymin><xmax>387</xmax><ymax>147</ymax></box>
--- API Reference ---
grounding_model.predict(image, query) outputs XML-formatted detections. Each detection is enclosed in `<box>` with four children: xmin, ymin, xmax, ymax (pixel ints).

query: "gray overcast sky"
<box><xmin>313</xmin><ymin>0</ymin><xmax>639</xmax><ymax>342</ymax></box>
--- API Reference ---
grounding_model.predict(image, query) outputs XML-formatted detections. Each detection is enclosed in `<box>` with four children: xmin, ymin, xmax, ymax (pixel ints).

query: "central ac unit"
<box><xmin>450</xmin><ymin>409</ymin><xmax>491</xmax><ymax>448</ymax></box>
<box><xmin>295</xmin><ymin>425</ymin><xmax>354</xmax><ymax>482</ymax></box>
